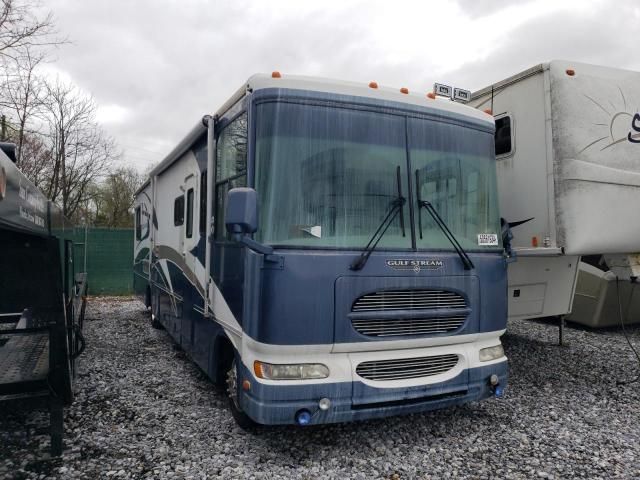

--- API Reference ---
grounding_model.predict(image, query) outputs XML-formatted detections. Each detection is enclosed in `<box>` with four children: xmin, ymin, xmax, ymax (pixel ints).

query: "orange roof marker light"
<box><xmin>427</xmin><ymin>92</ymin><xmax>436</xmax><ymax>100</ymax></box>
<box><xmin>369</xmin><ymin>81</ymin><xmax>378</xmax><ymax>89</ymax></box>
<box><xmin>271</xmin><ymin>71</ymin><xmax>282</xmax><ymax>78</ymax></box>
<box><xmin>400</xmin><ymin>87</ymin><xmax>409</xmax><ymax>94</ymax></box>
<box><xmin>566</xmin><ymin>68</ymin><xmax>575</xmax><ymax>76</ymax></box>
<box><xmin>483</xmin><ymin>108</ymin><xmax>493</xmax><ymax>115</ymax></box>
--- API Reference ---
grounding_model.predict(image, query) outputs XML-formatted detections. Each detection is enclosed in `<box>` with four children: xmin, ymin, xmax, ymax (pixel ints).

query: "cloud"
<box><xmin>44</xmin><ymin>0</ymin><xmax>640</xmax><ymax>171</ymax></box>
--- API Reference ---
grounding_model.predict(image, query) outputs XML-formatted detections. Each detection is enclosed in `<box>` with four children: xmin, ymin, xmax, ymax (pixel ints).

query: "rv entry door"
<box><xmin>182</xmin><ymin>174</ymin><xmax>198</xmax><ymax>274</ymax></box>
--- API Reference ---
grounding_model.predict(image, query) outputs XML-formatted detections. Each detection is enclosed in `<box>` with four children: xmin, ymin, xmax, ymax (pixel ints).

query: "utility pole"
<box><xmin>1</xmin><ymin>115</ymin><xmax>6</xmax><ymax>141</ymax></box>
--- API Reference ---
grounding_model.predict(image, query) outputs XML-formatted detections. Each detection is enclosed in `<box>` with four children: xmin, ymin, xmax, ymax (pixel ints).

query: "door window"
<box><xmin>174</xmin><ymin>195</ymin><xmax>184</xmax><ymax>226</ymax></box>
<box><xmin>215</xmin><ymin>113</ymin><xmax>247</xmax><ymax>241</ymax></box>
<box><xmin>186</xmin><ymin>188</ymin><xmax>194</xmax><ymax>238</ymax></box>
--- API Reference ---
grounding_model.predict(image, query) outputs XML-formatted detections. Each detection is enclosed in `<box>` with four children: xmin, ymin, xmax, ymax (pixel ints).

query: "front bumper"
<box><xmin>238</xmin><ymin>360</ymin><xmax>508</xmax><ymax>425</ymax></box>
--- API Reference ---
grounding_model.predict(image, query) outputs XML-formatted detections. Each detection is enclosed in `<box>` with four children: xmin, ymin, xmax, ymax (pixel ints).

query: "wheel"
<box><xmin>144</xmin><ymin>286</ymin><xmax>151</xmax><ymax>310</ymax></box>
<box><xmin>226</xmin><ymin>358</ymin><xmax>259</xmax><ymax>430</ymax></box>
<box><xmin>150</xmin><ymin>294</ymin><xmax>164</xmax><ymax>330</ymax></box>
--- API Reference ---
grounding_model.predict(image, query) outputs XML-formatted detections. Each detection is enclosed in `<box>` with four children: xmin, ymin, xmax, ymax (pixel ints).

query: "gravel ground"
<box><xmin>1</xmin><ymin>296</ymin><xmax>640</xmax><ymax>479</ymax></box>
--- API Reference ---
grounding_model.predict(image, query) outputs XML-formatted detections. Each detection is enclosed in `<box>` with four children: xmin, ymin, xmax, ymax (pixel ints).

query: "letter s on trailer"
<box><xmin>134</xmin><ymin>73</ymin><xmax>509</xmax><ymax>427</ymax></box>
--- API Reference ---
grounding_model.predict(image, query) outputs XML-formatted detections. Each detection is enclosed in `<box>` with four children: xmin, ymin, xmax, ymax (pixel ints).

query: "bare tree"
<box><xmin>0</xmin><ymin>46</ymin><xmax>47</xmax><ymax>162</ymax></box>
<box><xmin>43</xmin><ymin>78</ymin><xmax>120</xmax><ymax>218</ymax></box>
<box><xmin>11</xmin><ymin>129</ymin><xmax>50</xmax><ymax>186</ymax></box>
<box><xmin>0</xmin><ymin>0</ymin><xmax>59</xmax><ymax>59</ymax></box>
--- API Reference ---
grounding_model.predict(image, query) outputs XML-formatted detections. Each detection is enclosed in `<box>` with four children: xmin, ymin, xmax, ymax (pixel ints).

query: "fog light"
<box><xmin>489</xmin><ymin>374</ymin><xmax>499</xmax><ymax>386</ymax></box>
<box><xmin>479</xmin><ymin>344</ymin><xmax>504</xmax><ymax>362</ymax></box>
<box><xmin>318</xmin><ymin>398</ymin><xmax>331</xmax><ymax>411</ymax></box>
<box><xmin>295</xmin><ymin>409</ymin><xmax>312</xmax><ymax>426</ymax></box>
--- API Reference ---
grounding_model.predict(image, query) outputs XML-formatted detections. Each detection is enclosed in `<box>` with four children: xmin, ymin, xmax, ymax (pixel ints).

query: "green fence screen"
<box><xmin>78</xmin><ymin>228</ymin><xmax>134</xmax><ymax>296</ymax></box>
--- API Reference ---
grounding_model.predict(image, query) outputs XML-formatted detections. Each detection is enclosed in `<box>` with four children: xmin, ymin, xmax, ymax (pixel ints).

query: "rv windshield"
<box><xmin>254</xmin><ymin>101</ymin><xmax>501</xmax><ymax>251</ymax></box>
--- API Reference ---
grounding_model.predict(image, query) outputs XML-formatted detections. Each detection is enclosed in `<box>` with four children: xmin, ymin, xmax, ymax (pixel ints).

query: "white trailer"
<box><xmin>471</xmin><ymin>60</ymin><xmax>640</xmax><ymax>331</ymax></box>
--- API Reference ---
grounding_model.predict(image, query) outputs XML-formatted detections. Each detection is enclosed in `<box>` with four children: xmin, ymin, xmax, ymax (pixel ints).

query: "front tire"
<box><xmin>226</xmin><ymin>358</ymin><xmax>258</xmax><ymax>430</ymax></box>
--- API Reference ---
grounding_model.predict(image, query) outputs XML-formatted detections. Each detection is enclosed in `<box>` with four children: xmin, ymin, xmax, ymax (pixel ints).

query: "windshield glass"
<box><xmin>409</xmin><ymin>117</ymin><xmax>502</xmax><ymax>251</ymax></box>
<box><xmin>254</xmin><ymin>100</ymin><xmax>501</xmax><ymax>251</ymax></box>
<box><xmin>255</xmin><ymin>102</ymin><xmax>410</xmax><ymax>249</ymax></box>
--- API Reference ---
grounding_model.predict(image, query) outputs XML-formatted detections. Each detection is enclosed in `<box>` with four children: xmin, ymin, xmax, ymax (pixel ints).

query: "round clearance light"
<box><xmin>427</xmin><ymin>92</ymin><xmax>436</xmax><ymax>100</ymax></box>
<box><xmin>318</xmin><ymin>398</ymin><xmax>331</xmax><ymax>411</ymax></box>
<box><xmin>566</xmin><ymin>69</ymin><xmax>575</xmax><ymax>76</ymax></box>
<box><xmin>400</xmin><ymin>87</ymin><xmax>409</xmax><ymax>94</ymax></box>
<box><xmin>295</xmin><ymin>409</ymin><xmax>312</xmax><ymax>426</ymax></box>
<box><xmin>272</xmin><ymin>71</ymin><xmax>282</xmax><ymax>78</ymax></box>
<box><xmin>483</xmin><ymin>108</ymin><xmax>493</xmax><ymax>115</ymax></box>
<box><xmin>369</xmin><ymin>81</ymin><xmax>378</xmax><ymax>89</ymax></box>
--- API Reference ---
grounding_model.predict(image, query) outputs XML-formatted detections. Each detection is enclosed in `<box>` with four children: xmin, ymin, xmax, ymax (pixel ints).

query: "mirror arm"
<box><xmin>235</xmin><ymin>234</ymin><xmax>273</xmax><ymax>255</ymax></box>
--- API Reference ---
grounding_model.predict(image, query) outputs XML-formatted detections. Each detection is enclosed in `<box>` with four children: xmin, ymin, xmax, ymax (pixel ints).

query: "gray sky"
<box><xmin>44</xmin><ymin>0</ymin><xmax>640</xmax><ymax>172</ymax></box>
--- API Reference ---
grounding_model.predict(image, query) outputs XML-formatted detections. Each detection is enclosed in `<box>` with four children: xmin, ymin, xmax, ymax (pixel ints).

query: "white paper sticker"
<box><xmin>478</xmin><ymin>233</ymin><xmax>499</xmax><ymax>246</ymax></box>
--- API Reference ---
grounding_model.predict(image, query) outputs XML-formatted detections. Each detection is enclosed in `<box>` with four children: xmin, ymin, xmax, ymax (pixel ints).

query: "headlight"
<box><xmin>479</xmin><ymin>344</ymin><xmax>504</xmax><ymax>362</ymax></box>
<box><xmin>253</xmin><ymin>361</ymin><xmax>329</xmax><ymax>380</ymax></box>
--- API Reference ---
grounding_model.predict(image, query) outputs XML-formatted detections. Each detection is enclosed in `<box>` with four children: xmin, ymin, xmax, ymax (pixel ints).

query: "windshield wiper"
<box><xmin>350</xmin><ymin>166</ymin><xmax>406</xmax><ymax>271</ymax></box>
<box><xmin>415</xmin><ymin>169</ymin><xmax>474</xmax><ymax>270</ymax></box>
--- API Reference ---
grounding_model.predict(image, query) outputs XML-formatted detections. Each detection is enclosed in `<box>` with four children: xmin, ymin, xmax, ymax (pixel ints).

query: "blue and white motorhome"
<box><xmin>133</xmin><ymin>74</ymin><xmax>509</xmax><ymax>427</ymax></box>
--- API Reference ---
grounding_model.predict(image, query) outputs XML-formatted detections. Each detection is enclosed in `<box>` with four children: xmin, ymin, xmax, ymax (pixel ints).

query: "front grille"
<box><xmin>351</xmin><ymin>316</ymin><xmax>465</xmax><ymax>337</ymax></box>
<box><xmin>355</xmin><ymin>354</ymin><xmax>459</xmax><ymax>381</ymax></box>
<box><xmin>352</xmin><ymin>289</ymin><xmax>466</xmax><ymax>312</ymax></box>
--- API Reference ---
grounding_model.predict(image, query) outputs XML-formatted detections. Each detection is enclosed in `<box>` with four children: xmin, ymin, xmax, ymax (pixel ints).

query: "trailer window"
<box><xmin>199</xmin><ymin>171</ymin><xmax>207</xmax><ymax>235</ymax></box>
<box><xmin>135</xmin><ymin>206</ymin><xmax>141</xmax><ymax>240</ymax></box>
<box><xmin>495</xmin><ymin>115</ymin><xmax>512</xmax><ymax>156</ymax></box>
<box><xmin>174</xmin><ymin>195</ymin><xmax>184</xmax><ymax>226</ymax></box>
<box><xmin>186</xmin><ymin>188</ymin><xmax>194</xmax><ymax>238</ymax></box>
<box><xmin>215</xmin><ymin>113</ymin><xmax>247</xmax><ymax>241</ymax></box>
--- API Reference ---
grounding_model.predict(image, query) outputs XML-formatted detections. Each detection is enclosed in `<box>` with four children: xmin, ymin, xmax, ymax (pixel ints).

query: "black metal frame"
<box><xmin>0</xmin><ymin>233</ymin><xmax>87</xmax><ymax>456</ymax></box>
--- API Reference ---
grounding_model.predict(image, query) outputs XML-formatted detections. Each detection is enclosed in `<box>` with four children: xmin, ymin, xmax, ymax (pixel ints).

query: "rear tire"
<box><xmin>150</xmin><ymin>294</ymin><xmax>163</xmax><ymax>330</ymax></box>
<box><xmin>226</xmin><ymin>358</ymin><xmax>259</xmax><ymax>430</ymax></box>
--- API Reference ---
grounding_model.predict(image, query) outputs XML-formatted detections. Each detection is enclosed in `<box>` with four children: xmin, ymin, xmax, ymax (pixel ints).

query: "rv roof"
<box><xmin>471</xmin><ymin>63</ymin><xmax>546</xmax><ymax>100</ymax></box>
<box><xmin>145</xmin><ymin>73</ymin><xmax>493</xmax><ymax>182</ymax></box>
<box><xmin>245</xmin><ymin>73</ymin><xmax>492</xmax><ymax>124</ymax></box>
<box><xmin>471</xmin><ymin>60</ymin><xmax>639</xmax><ymax>101</ymax></box>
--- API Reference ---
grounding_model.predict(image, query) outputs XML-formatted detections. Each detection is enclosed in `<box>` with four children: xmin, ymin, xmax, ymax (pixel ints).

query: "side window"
<box><xmin>215</xmin><ymin>112</ymin><xmax>247</xmax><ymax>240</ymax></box>
<box><xmin>199</xmin><ymin>170</ymin><xmax>207</xmax><ymax>235</ymax></box>
<box><xmin>495</xmin><ymin>115</ymin><xmax>512</xmax><ymax>156</ymax></box>
<box><xmin>135</xmin><ymin>206</ymin><xmax>142</xmax><ymax>240</ymax></box>
<box><xmin>174</xmin><ymin>195</ymin><xmax>185</xmax><ymax>226</ymax></box>
<box><xmin>186</xmin><ymin>188</ymin><xmax>194</xmax><ymax>238</ymax></box>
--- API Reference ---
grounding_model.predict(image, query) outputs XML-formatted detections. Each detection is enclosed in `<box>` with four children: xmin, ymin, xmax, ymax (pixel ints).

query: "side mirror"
<box><xmin>225</xmin><ymin>187</ymin><xmax>258</xmax><ymax>237</ymax></box>
<box><xmin>224</xmin><ymin>187</ymin><xmax>273</xmax><ymax>256</ymax></box>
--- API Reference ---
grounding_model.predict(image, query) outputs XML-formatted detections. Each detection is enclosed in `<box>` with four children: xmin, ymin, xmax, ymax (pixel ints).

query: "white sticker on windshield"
<box><xmin>478</xmin><ymin>233</ymin><xmax>498</xmax><ymax>246</ymax></box>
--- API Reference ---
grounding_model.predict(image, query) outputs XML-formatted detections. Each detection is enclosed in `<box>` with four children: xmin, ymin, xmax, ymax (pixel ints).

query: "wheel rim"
<box><xmin>226</xmin><ymin>360</ymin><xmax>241</xmax><ymax>410</ymax></box>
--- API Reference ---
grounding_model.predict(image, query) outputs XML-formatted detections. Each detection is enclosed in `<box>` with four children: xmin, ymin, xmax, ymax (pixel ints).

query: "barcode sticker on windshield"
<box><xmin>478</xmin><ymin>233</ymin><xmax>498</xmax><ymax>246</ymax></box>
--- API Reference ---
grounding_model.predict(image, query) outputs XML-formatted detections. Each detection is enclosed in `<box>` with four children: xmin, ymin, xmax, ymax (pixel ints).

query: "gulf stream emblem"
<box><xmin>385</xmin><ymin>259</ymin><xmax>444</xmax><ymax>272</ymax></box>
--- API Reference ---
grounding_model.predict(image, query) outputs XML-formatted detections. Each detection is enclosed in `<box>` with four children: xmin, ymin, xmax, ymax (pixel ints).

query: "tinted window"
<box><xmin>215</xmin><ymin>113</ymin><xmax>247</xmax><ymax>240</ymax></box>
<box><xmin>186</xmin><ymin>188</ymin><xmax>194</xmax><ymax>238</ymax></box>
<box><xmin>135</xmin><ymin>206</ymin><xmax>141</xmax><ymax>240</ymax></box>
<box><xmin>495</xmin><ymin>115</ymin><xmax>512</xmax><ymax>156</ymax></box>
<box><xmin>174</xmin><ymin>195</ymin><xmax>184</xmax><ymax>226</ymax></box>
